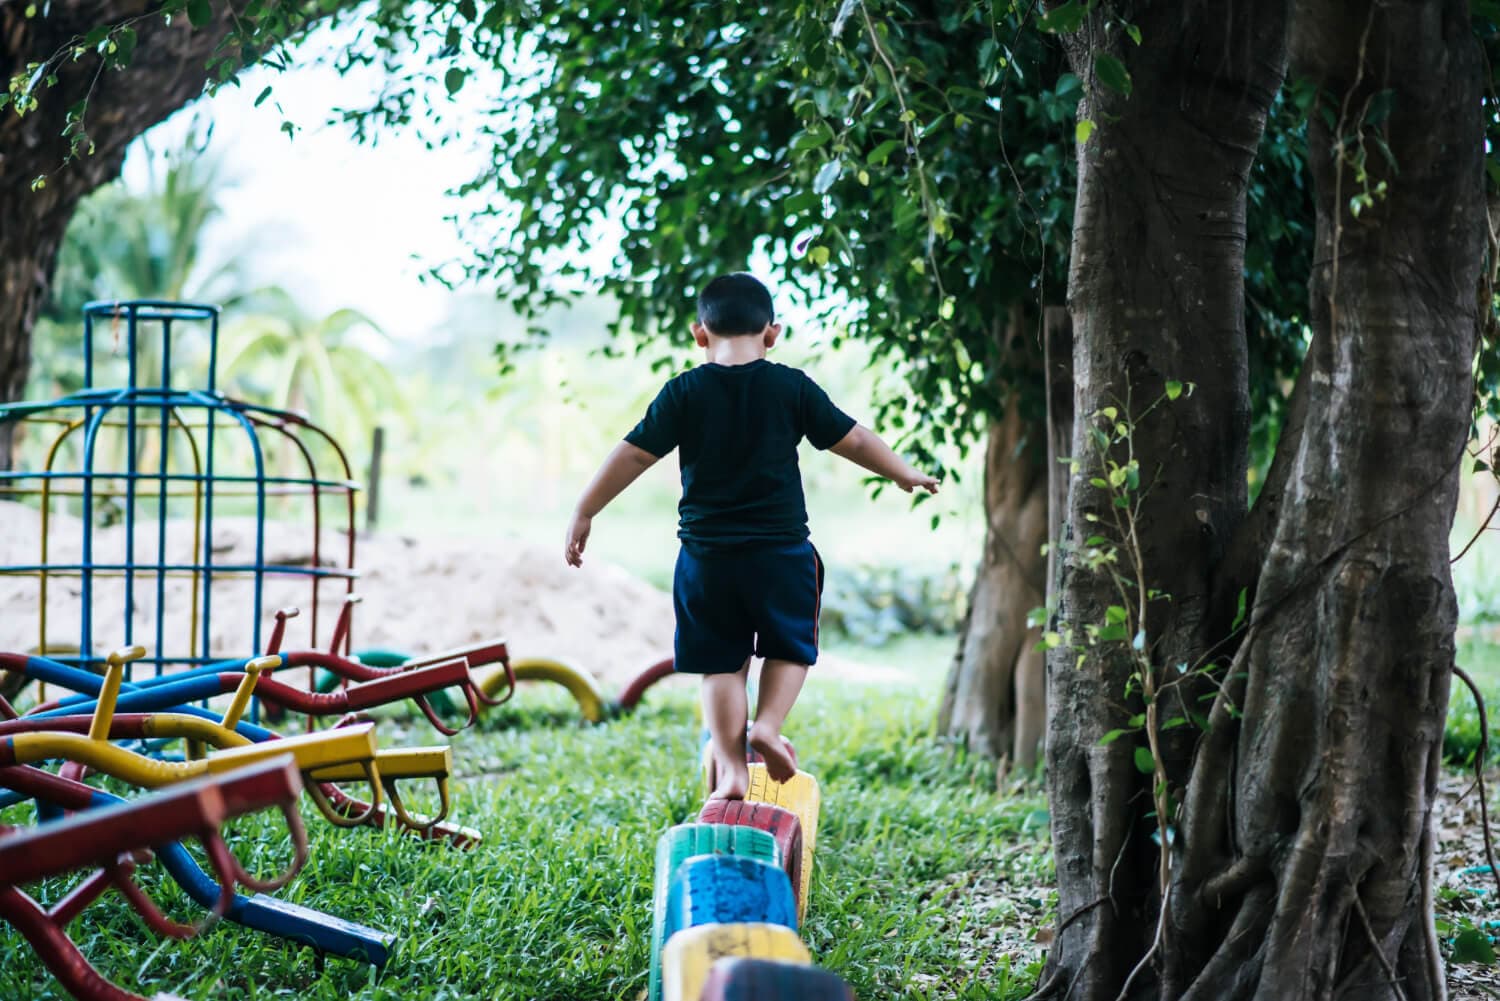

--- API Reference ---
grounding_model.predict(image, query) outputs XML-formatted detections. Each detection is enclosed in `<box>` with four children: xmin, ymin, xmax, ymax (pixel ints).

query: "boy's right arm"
<box><xmin>829</xmin><ymin>425</ymin><xmax>940</xmax><ymax>494</ymax></box>
<box><xmin>564</xmin><ymin>442</ymin><xmax>660</xmax><ymax>567</ymax></box>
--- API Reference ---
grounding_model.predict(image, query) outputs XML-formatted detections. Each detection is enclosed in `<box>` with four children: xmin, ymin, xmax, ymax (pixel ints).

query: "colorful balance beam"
<box><xmin>661</xmin><ymin>923</ymin><xmax>811</xmax><ymax>1001</ymax></box>
<box><xmin>700</xmin><ymin>958</ymin><xmax>857</xmax><ymax>1001</ymax></box>
<box><xmin>649</xmin><ymin>824</ymin><xmax>783</xmax><ymax>1001</ymax></box>
<box><xmin>654</xmin><ymin>726</ymin><xmax>854</xmax><ymax>1000</ymax></box>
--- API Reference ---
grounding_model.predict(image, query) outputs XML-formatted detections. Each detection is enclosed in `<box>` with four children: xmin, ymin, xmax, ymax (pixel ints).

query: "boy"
<box><xmin>564</xmin><ymin>273</ymin><xmax>938</xmax><ymax>800</ymax></box>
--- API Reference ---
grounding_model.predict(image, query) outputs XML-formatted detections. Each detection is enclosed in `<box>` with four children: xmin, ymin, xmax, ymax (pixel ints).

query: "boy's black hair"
<box><xmin>697</xmin><ymin>273</ymin><xmax>775</xmax><ymax>336</ymax></box>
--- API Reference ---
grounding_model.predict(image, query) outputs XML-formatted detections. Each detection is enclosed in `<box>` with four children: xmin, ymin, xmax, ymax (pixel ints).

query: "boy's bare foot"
<box><xmin>749</xmin><ymin>721</ymin><xmax>798</xmax><ymax>784</ymax></box>
<box><xmin>708</xmin><ymin>761</ymin><xmax>749</xmax><ymax>801</ymax></box>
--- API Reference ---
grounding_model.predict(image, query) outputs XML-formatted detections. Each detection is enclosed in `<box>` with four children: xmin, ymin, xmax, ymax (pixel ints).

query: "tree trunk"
<box><xmin>1040</xmin><ymin>2</ymin><xmax>1290</xmax><ymax>998</ymax></box>
<box><xmin>0</xmin><ymin>1</ymin><xmax>278</xmax><ymax>467</ymax></box>
<box><xmin>939</xmin><ymin>308</ymin><xmax>1072</xmax><ymax>773</ymax></box>
<box><xmin>1039</xmin><ymin>1</ymin><xmax>1485</xmax><ymax>998</ymax></box>
<box><xmin>1166</xmin><ymin>5</ymin><xmax>1484</xmax><ymax>999</ymax></box>
<box><xmin>938</xmin><ymin>391</ymin><xmax>1049</xmax><ymax>768</ymax></box>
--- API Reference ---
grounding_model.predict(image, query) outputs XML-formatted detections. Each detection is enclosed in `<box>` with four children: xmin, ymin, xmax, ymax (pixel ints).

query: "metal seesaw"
<box><xmin>0</xmin><ymin>755</ymin><xmax>307</xmax><ymax>1001</ymax></box>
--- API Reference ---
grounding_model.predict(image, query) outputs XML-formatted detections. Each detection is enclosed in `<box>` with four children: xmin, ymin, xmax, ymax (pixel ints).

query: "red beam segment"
<box><xmin>696</xmin><ymin>801</ymin><xmax>805</xmax><ymax>917</ymax></box>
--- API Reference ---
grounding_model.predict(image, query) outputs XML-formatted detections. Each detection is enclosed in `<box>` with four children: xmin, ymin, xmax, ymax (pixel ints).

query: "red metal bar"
<box><xmin>0</xmin><ymin>758</ymin><xmax>300</xmax><ymax>886</ymax></box>
<box><xmin>615</xmin><ymin>657</ymin><xmax>677</xmax><ymax>711</ymax></box>
<box><xmin>0</xmin><ymin>886</ymin><xmax>152</xmax><ymax>1001</ymax></box>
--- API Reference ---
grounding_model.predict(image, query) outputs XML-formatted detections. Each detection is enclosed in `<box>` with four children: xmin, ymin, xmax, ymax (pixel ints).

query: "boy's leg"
<box><xmin>703</xmin><ymin>658</ymin><xmax>752</xmax><ymax>800</ymax></box>
<box><xmin>748</xmin><ymin>658</ymin><xmax>807</xmax><ymax>784</ymax></box>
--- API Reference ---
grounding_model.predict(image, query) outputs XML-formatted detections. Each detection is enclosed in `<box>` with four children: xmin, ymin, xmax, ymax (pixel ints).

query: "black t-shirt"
<box><xmin>624</xmin><ymin>359</ymin><xmax>856</xmax><ymax>552</ymax></box>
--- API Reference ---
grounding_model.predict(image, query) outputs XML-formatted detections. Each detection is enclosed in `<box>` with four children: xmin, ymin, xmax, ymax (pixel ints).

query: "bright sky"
<box><xmin>129</xmin><ymin>26</ymin><xmax>813</xmax><ymax>348</ymax></box>
<box><xmin>132</xmin><ymin>32</ymin><xmax>489</xmax><ymax>341</ymax></box>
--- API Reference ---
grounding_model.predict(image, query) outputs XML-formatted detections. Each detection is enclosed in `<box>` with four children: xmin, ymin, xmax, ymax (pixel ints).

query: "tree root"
<box><xmin>1450</xmin><ymin>664</ymin><xmax>1499</xmax><ymax>895</ymax></box>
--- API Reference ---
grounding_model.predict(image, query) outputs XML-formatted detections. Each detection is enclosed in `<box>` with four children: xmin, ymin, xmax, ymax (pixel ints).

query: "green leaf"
<box><xmin>1133</xmin><ymin>746</ymin><xmax>1155</xmax><ymax>774</ymax></box>
<box><xmin>1075</xmin><ymin>119</ymin><xmax>1096</xmax><ymax>144</ymax></box>
<box><xmin>1451</xmin><ymin>927</ymin><xmax>1496</xmax><ymax>965</ymax></box>
<box><xmin>1105</xmin><ymin>605</ymin><xmax>1128</xmax><ymax>625</ymax></box>
<box><xmin>1165</xmin><ymin>379</ymin><xmax>1183</xmax><ymax>400</ymax></box>
<box><xmin>866</xmin><ymin>138</ymin><xmax>903</xmax><ymax>165</ymax></box>
<box><xmin>807</xmin><ymin>245</ymin><xmax>831</xmax><ymax>267</ymax></box>
<box><xmin>444</xmin><ymin>68</ymin><xmax>466</xmax><ymax>95</ymax></box>
<box><xmin>115</xmin><ymin>27</ymin><xmax>137</xmax><ymax>63</ymax></box>
<box><xmin>1124</xmin><ymin>23</ymin><xmax>1143</xmax><ymax>45</ymax></box>
<box><xmin>1100</xmin><ymin>728</ymin><xmax>1129</xmax><ymax>745</ymax></box>
<box><xmin>254</xmin><ymin>85</ymin><xmax>273</xmax><ymax>108</ymax></box>
<box><xmin>791</xmin><ymin>123</ymin><xmax>833</xmax><ymax>152</ymax></box>
<box><xmin>1036</xmin><ymin>0</ymin><xmax>1087</xmax><ymax>34</ymax></box>
<box><xmin>188</xmin><ymin>0</ymin><xmax>213</xmax><ymax>28</ymax></box>
<box><xmin>1162</xmin><ymin>716</ymin><xmax>1188</xmax><ymax>730</ymax></box>
<box><xmin>1094</xmin><ymin>53</ymin><xmax>1133</xmax><ymax>97</ymax></box>
<box><xmin>1231</xmin><ymin>587</ymin><xmax>1249</xmax><ymax>631</ymax></box>
<box><xmin>813</xmin><ymin>160</ymin><xmax>841</xmax><ymax>195</ymax></box>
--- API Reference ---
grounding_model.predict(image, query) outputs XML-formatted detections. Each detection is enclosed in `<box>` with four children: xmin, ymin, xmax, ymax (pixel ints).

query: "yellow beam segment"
<box><xmin>661</xmin><ymin>923</ymin><xmax>811</xmax><ymax>1001</ymax></box>
<box><xmin>746</xmin><ymin>766</ymin><xmax>821</xmax><ymax>923</ymax></box>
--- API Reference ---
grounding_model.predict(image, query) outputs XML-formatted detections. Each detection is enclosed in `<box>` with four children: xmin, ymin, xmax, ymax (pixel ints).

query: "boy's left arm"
<box><xmin>565</xmin><ymin>442</ymin><xmax>660</xmax><ymax>567</ymax></box>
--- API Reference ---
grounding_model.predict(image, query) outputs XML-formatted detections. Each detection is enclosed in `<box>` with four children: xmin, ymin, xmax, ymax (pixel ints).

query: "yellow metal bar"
<box><xmin>12</xmin><ymin>732</ymin><xmax>203</xmax><ymax>787</ymax></box>
<box><xmin>8</xmin><ymin>722</ymin><xmax>378</xmax><ymax>790</ymax></box>
<box><xmin>202</xmin><ymin>723</ymin><xmax>378</xmax><ymax>775</ymax></box>
<box><xmin>220</xmin><ymin>655</ymin><xmax>279</xmax><ymax>731</ymax></box>
<box><xmin>87</xmin><ymin>646</ymin><xmax>146</xmax><ymax>742</ymax></box>
<box><xmin>138</xmin><ymin>713</ymin><xmax>254</xmax><ymax>749</ymax></box>
<box><xmin>306</xmin><ymin>745</ymin><xmax>451</xmax><ymax>783</ymax></box>
<box><xmin>493</xmin><ymin>657</ymin><xmax>605</xmax><ymax>723</ymax></box>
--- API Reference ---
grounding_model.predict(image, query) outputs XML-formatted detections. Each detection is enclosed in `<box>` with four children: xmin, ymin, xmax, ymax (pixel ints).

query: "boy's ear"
<box><xmin>691</xmin><ymin>321</ymin><xmax>710</xmax><ymax>348</ymax></box>
<box><xmin>763</xmin><ymin>322</ymin><xmax>783</xmax><ymax>348</ymax></box>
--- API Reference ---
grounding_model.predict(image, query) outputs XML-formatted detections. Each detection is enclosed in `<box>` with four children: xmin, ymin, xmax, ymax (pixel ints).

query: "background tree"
<box><xmin>332</xmin><ymin>0</ymin><xmax>1314</xmax><ymax>771</ymax></box>
<box><xmin>0</xmin><ymin>0</ymin><xmax>332</xmax><ymax>465</ymax></box>
<box><xmin>1041</xmin><ymin>1</ymin><xmax>1488</xmax><ymax>998</ymax></box>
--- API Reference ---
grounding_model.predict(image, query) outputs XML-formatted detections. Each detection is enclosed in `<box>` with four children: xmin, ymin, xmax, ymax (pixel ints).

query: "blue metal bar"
<box><xmin>124</xmin><ymin>306</ymin><xmax>139</xmax><ymax>667</ymax></box>
<box><xmin>156</xmin><ymin>318</ymin><xmax>172</xmax><ymax>679</ymax></box>
<box><xmin>75</xmin><ymin>389</ymin><xmax>131</xmax><ymax>672</ymax></box>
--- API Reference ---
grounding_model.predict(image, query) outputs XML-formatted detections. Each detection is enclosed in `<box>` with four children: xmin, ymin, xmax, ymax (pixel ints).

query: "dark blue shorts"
<box><xmin>672</xmin><ymin>541</ymin><xmax>826</xmax><ymax>675</ymax></box>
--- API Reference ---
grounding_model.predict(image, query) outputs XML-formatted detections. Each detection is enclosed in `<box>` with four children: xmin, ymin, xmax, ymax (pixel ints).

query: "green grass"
<box><xmin>0</xmin><ymin>675</ymin><xmax>1049</xmax><ymax>1001</ymax></box>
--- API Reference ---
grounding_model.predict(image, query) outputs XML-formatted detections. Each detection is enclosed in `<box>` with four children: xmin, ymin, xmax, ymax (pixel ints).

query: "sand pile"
<box><xmin>0</xmin><ymin>500</ymin><xmax>679</xmax><ymax>691</ymax></box>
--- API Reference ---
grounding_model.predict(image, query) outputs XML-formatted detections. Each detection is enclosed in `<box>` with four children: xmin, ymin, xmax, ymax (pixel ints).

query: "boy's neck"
<box><xmin>703</xmin><ymin>335</ymin><xmax>767</xmax><ymax>366</ymax></box>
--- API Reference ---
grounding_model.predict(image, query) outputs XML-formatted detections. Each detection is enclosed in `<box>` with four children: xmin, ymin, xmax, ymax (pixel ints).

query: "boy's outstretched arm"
<box><xmin>829</xmin><ymin>425</ymin><xmax>940</xmax><ymax>494</ymax></box>
<box><xmin>565</xmin><ymin>442</ymin><xmax>660</xmax><ymax>567</ymax></box>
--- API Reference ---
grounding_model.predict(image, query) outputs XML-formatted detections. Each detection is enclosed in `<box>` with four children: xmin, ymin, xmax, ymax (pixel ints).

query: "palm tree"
<box><xmin>30</xmin><ymin>123</ymin><xmax>250</xmax><ymax>398</ymax></box>
<box><xmin>218</xmin><ymin>288</ymin><xmax>406</xmax><ymax>451</ymax></box>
